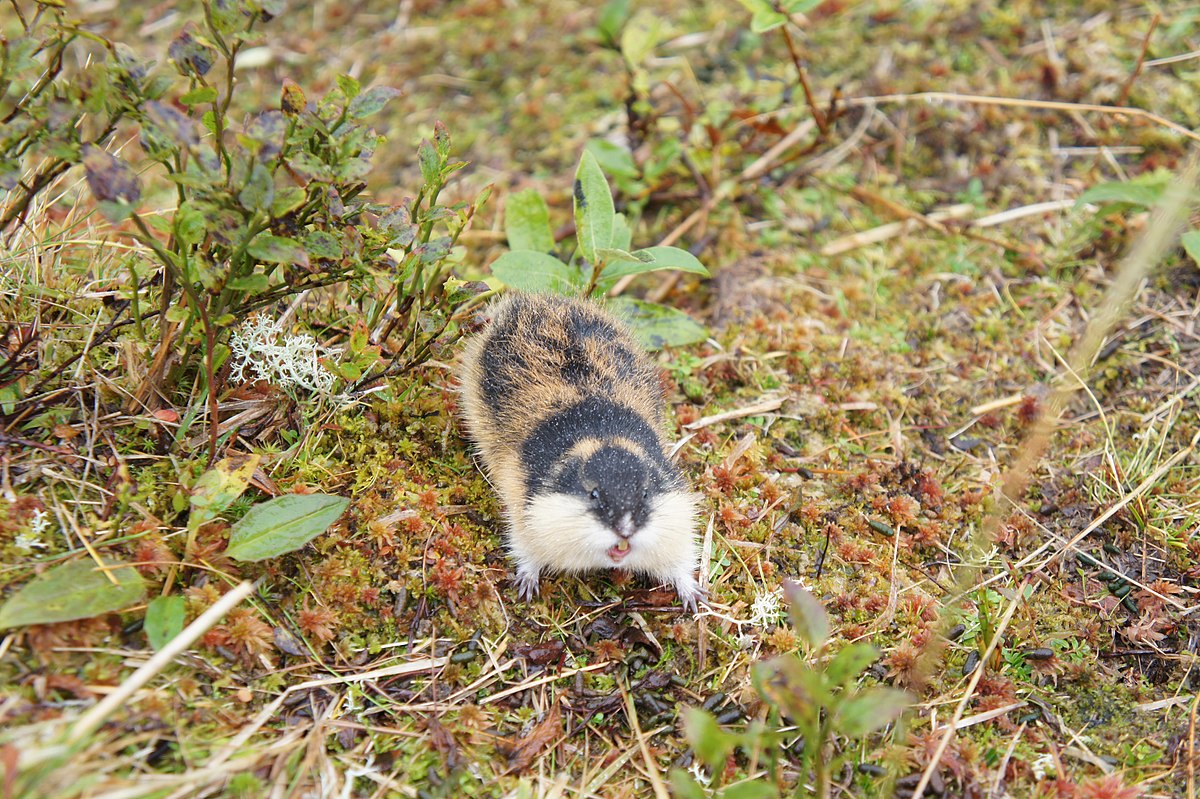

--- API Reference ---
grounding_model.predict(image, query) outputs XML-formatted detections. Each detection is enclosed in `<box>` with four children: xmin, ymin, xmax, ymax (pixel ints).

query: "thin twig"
<box><xmin>1117</xmin><ymin>13</ymin><xmax>1160</xmax><ymax>107</ymax></box>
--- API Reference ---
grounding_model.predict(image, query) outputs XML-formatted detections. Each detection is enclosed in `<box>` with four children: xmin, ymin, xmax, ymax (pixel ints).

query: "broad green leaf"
<box><xmin>824</xmin><ymin>642</ymin><xmax>880</xmax><ymax>688</ymax></box>
<box><xmin>596</xmin><ymin>0</ymin><xmax>631</xmax><ymax>46</ymax></box>
<box><xmin>336</xmin><ymin>74</ymin><xmax>361</xmax><ymax>99</ymax></box>
<box><xmin>226</xmin><ymin>494</ymin><xmax>350</xmax><ymax>561</ymax></box>
<box><xmin>573</xmin><ymin>150</ymin><xmax>615</xmax><ymax>265</ymax></box>
<box><xmin>1181</xmin><ymin>230</ymin><xmax>1200</xmax><ymax>265</ymax></box>
<box><xmin>490</xmin><ymin>250</ymin><xmax>581</xmax><ymax>294</ymax></box>
<box><xmin>505</xmin><ymin>189</ymin><xmax>555</xmax><ymax>252</ymax></box>
<box><xmin>720</xmin><ymin>782</ymin><xmax>779</xmax><ymax>799</ymax></box>
<box><xmin>248</xmin><ymin>235</ymin><xmax>310</xmax><ymax>267</ymax></box>
<box><xmin>783</xmin><ymin>580</ymin><xmax>829</xmax><ymax>648</ymax></box>
<box><xmin>190</xmin><ymin>453</ymin><xmax>261</xmax><ymax>529</ymax></box>
<box><xmin>607</xmin><ymin>297</ymin><xmax>707</xmax><ymax>349</ymax></box>
<box><xmin>683</xmin><ymin>707</ymin><xmax>736</xmax><ymax>771</ymax></box>
<box><xmin>599</xmin><ymin>245</ymin><xmax>709</xmax><ymax>284</ymax></box>
<box><xmin>180</xmin><ymin>85</ymin><xmax>218</xmax><ymax>106</ymax></box>
<box><xmin>144</xmin><ymin>595</ymin><xmax>186</xmax><ymax>650</ymax></box>
<box><xmin>305</xmin><ymin>230</ymin><xmax>344</xmax><ymax>260</ymax></box>
<box><xmin>0</xmin><ymin>560</ymin><xmax>145</xmax><ymax>630</ymax></box>
<box><xmin>834</xmin><ymin>687</ymin><xmax>911</xmax><ymax>737</ymax></box>
<box><xmin>348</xmin><ymin>85</ymin><xmax>402</xmax><ymax>119</ymax></box>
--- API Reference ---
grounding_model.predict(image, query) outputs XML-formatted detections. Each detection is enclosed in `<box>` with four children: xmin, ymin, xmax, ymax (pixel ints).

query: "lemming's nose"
<box><xmin>615</xmin><ymin>513</ymin><xmax>635</xmax><ymax>539</ymax></box>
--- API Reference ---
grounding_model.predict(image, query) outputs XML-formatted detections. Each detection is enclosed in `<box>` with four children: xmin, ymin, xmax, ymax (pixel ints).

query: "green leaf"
<box><xmin>144</xmin><ymin>595</ymin><xmax>186</xmax><ymax>650</ymax></box>
<box><xmin>190</xmin><ymin>454</ymin><xmax>261</xmax><ymax>528</ymax></box>
<box><xmin>418</xmin><ymin>138</ymin><xmax>440</xmax><ymax>187</ymax></box>
<box><xmin>585</xmin><ymin>139</ymin><xmax>639</xmax><ymax>179</ymax></box>
<box><xmin>490</xmin><ymin>250</ymin><xmax>581</xmax><ymax>294</ymax></box>
<box><xmin>305</xmin><ymin>230</ymin><xmax>344</xmax><ymax>260</ymax></box>
<box><xmin>668</xmin><ymin>770</ymin><xmax>707</xmax><ymax>799</ymax></box>
<box><xmin>573</xmin><ymin>150</ymin><xmax>616</xmax><ymax>265</ymax></box>
<box><xmin>824</xmin><ymin>642</ymin><xmax>880</xmax><ymax>688</ymax></box>
<box><xmin>607</xmin><ymin>298</ymin><xmax>707</xmax><ymax>349</ymax></box>
<box><xmin>834</xmin><ymin>687</ymin><xmax>911</xmax><ymax>737</ymax></box>
<box><xmin>0</xmin><ymin>560</ymin><xmax>145</xmax><ymax>630</ymax></box>
<box><xmin>348</xmin><ymin>85</ymin><xmax>402</xmax><ymax>119</ymax></box>
<box><xmin>683</xmin><ymin>707</ymin><xmax>736</xmax><ymax>771</ymax></box>
<box><xmin>1077</xmin><ymin>179</ymin><xmax>1168</xmax><ymax>209</ymax></box>
<box><xmin>620</xmin><ymin>9</ymin><xmax>665</xmax><ymax>66</ymax></box>
<box><xmin>611</xmin><ymin>212</ymin><xmax>633</xmax><ymax>252</ymax></box>
<box><xmin>596</xmin><ymin>0</ymin><xmax>631</xmax><ymax>46</ymax></box>
<box><xmin>783</xmin><ymin>580</ymin><xmax>829</xmax><ymax>648</ymax></box>
<box><xmin>1181</xmin><ymin>230</ymin><xmax>1200</xmax><ymax>265</ymax></box>
<box><xmin>595</xmin><ymin>247</ymin><xmax>643</xmax><ymax>264</ymax></box>
<box><xmin>226</xmin><ymin>494</ymin><xmax>350</xmax><ymax>561</ymax></box>
<box><xmin>238</xmin><ymin>162</ymin><xmax>275</xmax><ymax>211</ymax></box>
<box><xmin>720</xmin><ymin>783</ymin><xmax>779</xmax><ymax>799</ymax></box>
<box><xmin>336</xmin><ymin>74</ymin><xmax>361</xmax><ymax>99</ymax></box>
<box><xmin>505</xmin><ymin>189</ymin><xmax>555</xmax><ymax>252</ymax></box>
<box><xmin>227</xmin><ymin>273</ymin><xmax>270</xmax><ymax>292</ymax></box>
<box><xmin>600</xmin><ymin>245</ymin><xmax>709</xmax><ymax>284</ymax></box>
<box><xmin>247</xmin><ymin>234</ymin><xmax>310</xmax><ymax>267</ymax></box>
<box><xmin>180</xmin><ymin>85</ymin><xmax>218</xmax><ymax>107</ymax></box>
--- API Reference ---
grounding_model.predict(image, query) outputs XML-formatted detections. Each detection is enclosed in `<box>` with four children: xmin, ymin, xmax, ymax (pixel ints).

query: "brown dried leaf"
<box><xmin>505</xmin><ymin>701</ymin><xmax>562</xmax><ymax>772</ymax></box>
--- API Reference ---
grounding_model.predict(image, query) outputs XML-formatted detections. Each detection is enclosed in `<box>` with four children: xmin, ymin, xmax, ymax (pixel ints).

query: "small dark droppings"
<box><xmin>950</xmin><ymin>435</ymin><xmax>982</xmax><ymax>452</ymax></box>
<box><xmin>1024</xmin><ymin>647</ymin><xmax>1054</xmax><ymax>660</ymax></box>
<box><xmin>963</xmin><ymin>650</ymin><xmax>981</xmax><ymax>676</ymax></box>
<box><xmin>946</xmin><ymin>623</ymin><xmax>966</xmax><ymax>641</ymax></box>
<box><xmin>797</xmin><ymin>466</ymin><xmax>815</xmax><ymax>479</ymax></box>
<box><xmin>1122</xmin><ymin>596</ymin><xmax>1139</xmax><ymax>613</ymax></box>
<box><xmin>573</xmin><ymin>179</ymin><xmax>586</xmax><ymax>208</ymax></box>
<box><xmin>1103</xmin><ymin>542</ymin><xmax>1121</xmax><ymax>555</ymax></box>
<box><xmin>868</xmin><ymin>519</ymin><xmax>895</xmax><ymax>537</ymax></box>
<box><xmin>1017</xmin><ymin>711</ymin><xmax>1041</xmax><ymax>724</ymax></box>
<box><xmin>1112</xmin><ymin>583</ymin><xmax>1133</xmax><ymax>598</ymax></box>
<box><xmin>715</xmin><ymin>707</ymin><xmax>743</xmax><ymax>724</ymax></box>
<box><xmin>701</xmin><ymin>692</ymin><xmax>727</xmax><ymax>711</ymax></box>
<box><xmin>858</xmin><ymin>763</ymin><xmax>887</xmax><ymax>776</ymax></box>
<box><xmin>450</xmin><ymin>649</ymin><xmax>478</xmax><ymax>663</ymax></box>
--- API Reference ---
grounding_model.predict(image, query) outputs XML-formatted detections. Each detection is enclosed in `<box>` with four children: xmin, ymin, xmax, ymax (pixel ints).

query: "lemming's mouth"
<box><xmin>607</xmin><ymin>539</ymin><xmax>631</xmax><ymax>563</ymax></box>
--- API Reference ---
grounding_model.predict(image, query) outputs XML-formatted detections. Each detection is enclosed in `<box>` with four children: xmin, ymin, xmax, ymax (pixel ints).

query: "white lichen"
<box><xmin>749</xmin><ymin>586</ymin><xmax>785</xmax><ymax>628</ymax></box>
<box><xmin>15</xmin><ymin>507</ymin><xmax>51</xmax><ymax>553</ymax></box>
<box><xmin>229</xmin><ymin>316</ymin><xmax>338</xmax><ymax>396</ymax></box>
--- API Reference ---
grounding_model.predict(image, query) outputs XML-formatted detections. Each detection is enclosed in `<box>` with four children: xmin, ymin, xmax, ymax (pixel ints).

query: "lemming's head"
<box><xmin>520</xmin><ymin>441</ymin><xmax>696</xmax><ymax>574</ymax></box>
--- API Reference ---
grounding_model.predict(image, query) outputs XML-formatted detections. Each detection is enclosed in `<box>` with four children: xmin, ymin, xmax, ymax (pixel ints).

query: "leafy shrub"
<box><xmin>491</xmin><ymin>150</ymin><xmax>709</xmax><ymax>348</ymax></box>
<box><xmin>672</xmin><ymin>583</ymin><xmax>911</xmax><ymax>798</ymax></box>
<box><xmin>1</xmin><ymin>0</ymin><xmax>489</xmax><ymax>454</ymax></box>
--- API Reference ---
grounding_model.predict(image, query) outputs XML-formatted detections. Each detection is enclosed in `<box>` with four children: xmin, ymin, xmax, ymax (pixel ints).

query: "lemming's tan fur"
<box><xmin>458</xmin><ymin>293</ymin><xmax>702</xmax><ymax>609</ymax></box>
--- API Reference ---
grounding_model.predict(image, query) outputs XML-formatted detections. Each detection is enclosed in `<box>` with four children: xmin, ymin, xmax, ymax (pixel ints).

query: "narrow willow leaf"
<box><xmin>607</xmin><ymin>297</ymin><xmax>707</xmax><ymax>350</ymax></box>
<box><xmin>599</xmin><ymin>245</ymin><xmax>709</xmax><ymax>284</ymax></box>
<box><xmin>784</xmin><ymin>579</ymin><xmax>829</xmax><ymax>649</ymax></box>
<box><xmin>226</xmin><ymin>494</ymin><xmax>350</xmax><ymax>561</ymax></box>
<box><xmin>490</xmin><ymin>250</ymin><xmax>582</xmax><ymax>294</ymax></box>
<box><xmin>573</xmin><ymin>150</ymin><xmax>615</xmax><ymax>265</ymax></box>
<box><xmin>505</xmin><ymin>189</ymin><xmax>555</xmax><ymax>252</ymax></box>
<box><xmin>0</xmin><ymin>560</ymin><xmax>145</xmax><ymax>630</ymax></box>
<box><xmin>144</xmin><ymin>595</ymin><xmax>186</xmax><ymax>650</ymax></box>
<box><xmin>682</xmin><ymin>707</ymin><xmax>736</xmax><ymax>771</ymax></box>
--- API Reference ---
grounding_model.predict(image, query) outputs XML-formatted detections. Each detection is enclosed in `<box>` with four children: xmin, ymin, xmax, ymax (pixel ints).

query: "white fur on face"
<box><xmin>514</xmin><ymin>489</ymin><xmax>699</xmax><ymax>584</ymax></box>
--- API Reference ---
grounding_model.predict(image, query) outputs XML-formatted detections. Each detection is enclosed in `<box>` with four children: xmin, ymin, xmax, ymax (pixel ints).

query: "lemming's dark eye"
<box><xmin>589</xmin><ymin>488</ymin><xmax>600</xmax><ymax>501</ymax></box>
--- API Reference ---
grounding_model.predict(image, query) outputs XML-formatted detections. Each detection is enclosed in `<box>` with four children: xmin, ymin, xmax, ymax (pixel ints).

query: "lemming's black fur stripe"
<box><xmin>521</xmin><ymin>396</ymin><xmax>678</xmax><ymax>496</ymax></box>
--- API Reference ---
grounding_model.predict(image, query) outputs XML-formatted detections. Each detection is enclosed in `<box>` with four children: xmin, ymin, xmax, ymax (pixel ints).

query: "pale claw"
<box><xmin>515</xmin><ymin>567</ymin><xmax>541</xmax><ymax>602</ymax></box>
<box><xmin>673</xmin><ymin>575</ymin><xmax>707</xmax><ymax>614</ymax></box>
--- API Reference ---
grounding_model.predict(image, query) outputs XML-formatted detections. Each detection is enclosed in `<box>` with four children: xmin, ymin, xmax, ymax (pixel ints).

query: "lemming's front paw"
<box><xmin>515</xmin><ymin>568</ymin><xmax>541</xmax><ymax>602</ymax></box>
<box><xmin>673</xmin><ymin>575</ymin><xmax>707</xmax><ymax>614</ymax></box>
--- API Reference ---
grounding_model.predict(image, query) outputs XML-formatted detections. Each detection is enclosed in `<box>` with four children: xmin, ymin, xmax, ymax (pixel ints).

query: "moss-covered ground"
<box><xmin>2</xmin><ymin>1</ymin><xmax>1199</xmax><ymax>797</ymax></box>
